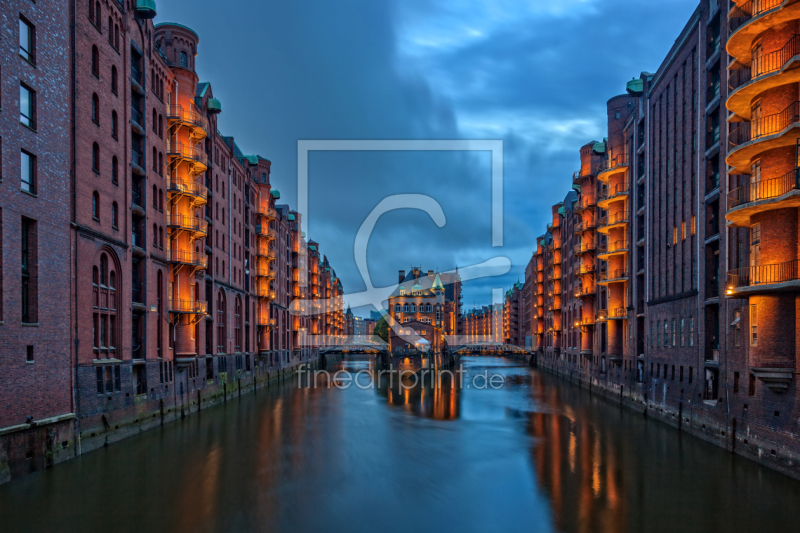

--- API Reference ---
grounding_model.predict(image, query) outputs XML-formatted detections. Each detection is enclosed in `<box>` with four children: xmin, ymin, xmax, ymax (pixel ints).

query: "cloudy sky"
<box><xmin>158</xmin><ymin>0</ymin><xmax>698</xmax><ymax>317</ymax></box>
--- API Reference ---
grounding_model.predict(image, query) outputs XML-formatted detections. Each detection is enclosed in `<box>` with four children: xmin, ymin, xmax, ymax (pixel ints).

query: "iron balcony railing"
<box><xmin>599</xmin><ymin>269</ymin><xmax>628</xmax><ymax>282</ymax></box>
<box><xmin>132</xmin><ymin>281</ymin><xmax>144</xmax><ymax>304</ymax></box>
<box><xmin>167</xmin><ymin>141</ymin><xmax>208</xmax><ymax>167</ymax></box>
<box><xmin>728</xmin><ymin>167</ymin><xmax>800</xmax><ymax>208</ymax></box>
<box><xmin>253</xmin><ymin>267</ymin><xmax>275</xmax><ymax>278</ymax></box>
<box><xmin>598</xmin><ymin>211</ymin><xmax>629</xmax><ymax>228</ymax></box>
<box><xmin>729</xmin><ymin>34</ymin><xmax>800</xmax><ymax>92</ymax></box>
<box><xmin>574</xmin><ymin>242</ymin><xmax>597</xmax><ymax>255</ymax></box>
<box><xmin>131</xmin><ymin>64</ymin><xmax>142</xmax><ymax>85</ymax></box>
<box><xmin>729</xmin><ymin>0</ymin><xmax>783</xmax><ymax>34</ymax></box>
<box><xmin>168</xmin><ymin>213</ymin><xmax>208</xmax><ymax>234</ymax></box>
<box><xmin>131</xmin><ymin>148</ymin><xmax>145</xmax><ymax>170</ymax></box>
<box><xmin>574</xmin><ymin>218</ymin><xmax>597</xmax><ymax>233</ymax></box>
<box><xmin>575</xmin><ymin>196</ymin><xmax>596</xmax><ymax>211</ymax></box>
<box><xmin>258</xmin><ymin>318</ymin><xmax>277</xmax><ymax>328</ymax></box>
<box><xmin>131</xmin><ymin>105</ymin><xmax>143</xmax><ymax>127</ymax></box>
<box><xmin>168</xmin><ymin>250</ymin><xmax>207</xmax><ymax>268</ymax></box>
<box><xmin>598</xmin><ymin>152</ymin><xmax>630</xmax><ymax>174</ymax></box>
<box><xmin>729</xmin><ymin>101</ymin><xmax>800</xmax><ymax>148</ymax></box>
<box><xmin>599</xmin><ymin>180</ymin><xmax>629</xmax><ymax>202</ymax></box>
<box><xmin>132</xmin><ymin>184</ymin><xmax>144</xmax><ymax>208</ymax></box>
<box><xmin>597</xmin><ymin>308</ymin><xmax>627</xmax><ymax>320</ymax></box>
<box><xmin>166</xmin><ymin>104</ymin><xmax>208</xmax><ymax>132</ymax></box>
<box><xmin>255</xmin><ymin>225</ymin><xmax>278</xmax><ymax>239</ymax></box>
<box><xmin>168</xmin><ymin>298</ymin><xmax>208</xmax><ymax>314</ymax></box>
<box><xmin>573</xmin><ymin>169</ymin><xmax>593</xmax><ymax>181</ymax></box>
<box><xmin>132</xmin><ymin>230</ymin><xmax>144</xmax><ymax>249</ymax></box>
<box><xmin>598</xmin><ymin>238</ymin><xmax>628</xmax><ymax>255</ymax></box>
<box><xmin>727</xmin><ymin>259</ymin><xmax>799</xmax><ymax>288</ymax></box>
<box><xmin>167</xmin><ymin>178</ymin><xmax>208</xmax><ymax>201</ymax></box>
<box><xmin>576</xmin><ymin>316</ymin><xmax>596</xmax><ymax>327</ymax></box>
<box><xmin>574</xmin><ymin>285</ymin><xmax>596</xmax><ymax>297</ymax></box>
<box><xmin>578</xmin><ymin>263</ymin><xmax>597</xmax><ymax>275</ymax></box>
<box><xmin>256</xmin><ymin>206</ymin><xmax>278</xmax><ymax>220</ymax></box>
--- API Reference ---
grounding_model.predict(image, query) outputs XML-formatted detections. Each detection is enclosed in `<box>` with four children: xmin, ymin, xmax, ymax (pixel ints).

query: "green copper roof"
<box><xmin>271</xmin><ymin>189</ymin><xmax>281</xmax><ymax>199</ymax></box>
<box><xmin>288</xmin><ymin>214</ymin><xmax>295</xmax><ymax>221</ymax></box>
<box><xmin>154</xmin><ymin>22</ymin><xmax>198</xmax><ymax>40</ymax></box>
<box><xmin>557</xmin><ymin>206</ymin><xmax>565</xmax><ymax>217</ymax></box>
<box><xmin>572</xmin><ymin>183</ymin><xmax>581</xmax><ymax>192</ymax></box>
<box><xmin>592</xmin><ymin>141</ymin><xmax>606</xmax><ymax>154</ymax></box>
<box><xmin>412</xmin><ymin>283</ymin><xmax>423</xmax><ymax>290</ymax></box>
<box><xmin>626</xmin><ymin>77</ymin><xmax>644</xmax><ymax>95</ymax></box>
<box><xmin>207</xmin><ymin>97</ymin><xmax>221</xmax><ymax>113</ymax></box>
<box><xmin>244</xmin><ymin>155</ymin><xmax>258</xmax><ymax>166</ymax></box>
<box><xmin>136</xmin><ymin>0</ymin><xmax>157</xmax><ymax>19</ymax></box>
<box><xmin>309</xmin><ymin>245</ymin><xmax>317</xmax><ymax>251</ymax></box>
<box><xmin>432</xmin><ymin>273</ymin><xmax>444</xmax><ymax>291</ymax></box>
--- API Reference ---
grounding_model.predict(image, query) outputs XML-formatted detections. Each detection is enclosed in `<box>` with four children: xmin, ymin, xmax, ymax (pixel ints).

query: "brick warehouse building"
<box><xmin>504</xmin><ymin>0</ymin><xmax>800</xmax><ymax>479</ymax></box>
<box><xmin>0</xmin><ymin>1</ymin><xmax>344</xmax><ymax>484</ymax></box>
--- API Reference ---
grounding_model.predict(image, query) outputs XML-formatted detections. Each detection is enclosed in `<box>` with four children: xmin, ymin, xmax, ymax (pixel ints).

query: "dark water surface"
<box><xmin>2</xmin><ymin>357</ymin><xmax>799</xmax><ymax>533</ymax></box>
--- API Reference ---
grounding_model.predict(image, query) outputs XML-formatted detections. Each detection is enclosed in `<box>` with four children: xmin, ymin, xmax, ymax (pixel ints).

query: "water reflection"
<box><xmin>1</xmin><ymin>357</ymin><xmax>800</xmax><ymax>533</ymax></box>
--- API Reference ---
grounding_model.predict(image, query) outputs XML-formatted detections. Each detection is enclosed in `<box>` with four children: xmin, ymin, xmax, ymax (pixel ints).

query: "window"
<box><xmin>111</xmin><ymin>110</ymin><xmax>119</xmax><ymax>139</ymax></box>
<box><xmin>26</xmin><ymin>345</ymin><xmax>34</xmax><ymax>363</ymax></box>
<box><xmin>91</xmin><ymin>45</ymin><xmax>99</xmax><ymax>77</ymax></box>
<box><xmin>732</xmin><ymin>310</ymin><xmax>741</xmax><ymax>347</ymax></box>
<box><xmin>21</xmin><ymin>150</ymin><xmax>36</xmax><ymax>194</ymax></box>
<box><xmin>672</xmin><ymin>319</ymin><xmax>676</xmax><ymax>346</ymax></box>
<box><xmin>734</xmin><ymin>372</ymin><xmax>740</xmax><ymax>394</ymax></box>
<box><xmin>92</xmin><ymin>1</ymin><xmax>101</xmax><ymax>29</ymax></box>
<box><xmin>680</xmin><ymin>318</ymin><xmax>685</xmax><ymax>346</ymax></box>
<box><xmin>689</xmin><ymin>317</ymin><xmax>694</xmax><ymax>346</ymax></box>
<box><xmin>111</xmin><ymin>156</ymin><xmax>118</xmax><ymax>184</ymax></box>
<box><xmin>750</xmin><ymin>304</ymin><xmax>758</xmax><ymax>346</ymax></box>
<box><xmin>92</xmin><ymin>143</ymin><xmax>99</xmax><ymax>172</ymax></box>
<box><xmin>111</xmin><ymin>66</ymin><xmax>118</xmax><ymax>94</ymax></box>
<box><xmin>20</xmin><ymin>84</ymin><xmax>35</xmax><ymax>129</ymax></box>
<box><xmin>153</xmin><ymin>223</ymin><xmax>158</xmax><ymax>247</ymax></box>
<box><xmin>180</xmin><ymin>51</ymin><xmax>188</xmax><ymax>68</ymax></box>
<box><xmin>92</xmin><ymin>191</ymin><xmax>99</xmax><ymax>220</ymax></box>
<box><xmin>107</xmin><ymin>16</ymin><xmax>113</xmax><ymax>45</ymax></box>
<box><xmin>749</xmin><ymin>374</ymin><xmax>756</xmax><ymax>396</ymax></box>
<box><xmin>112</xmin><ymin>202</ymin><xmax>118</xmax><ymax>228</ymax></box>
<box><xmin>21</xmin><ymin>217</ymin><xmax>36</xmax><ymax>323</ymax></box>
<box><xmin>92</xmin><ymin>93</ymin><xmax>99</xmax><ymax>124</ymax></box>
<box><xmin>19</xmin><ymin>16</ymin><xmax>35</xmax><ymax>64</ymax></box>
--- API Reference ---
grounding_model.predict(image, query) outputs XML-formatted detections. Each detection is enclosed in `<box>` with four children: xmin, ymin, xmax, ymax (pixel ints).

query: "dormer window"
<box><xmin>180</xmin><ymin>51</ymin><xmax>188</xmax><ymax>68</ymax></box>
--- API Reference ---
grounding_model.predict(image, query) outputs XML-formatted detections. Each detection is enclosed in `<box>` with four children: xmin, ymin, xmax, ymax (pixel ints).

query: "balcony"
<box><xmin>574</xmin><ymin>285</ymin><xmax>596</xmax><ymax>298</ymax></box>
<box><xmin>131</xmin><ymin>105</ymin><xmax>144</xmax><ymax>131</ymax></box>
<box><xmin>168</xmin><ymin>298</ymin><xmax>207</xmax><ymax>315</ymax></box>
<box><xmin>132</xmin><ymin>230</ymin><xmax>145</xmax><ymax>251</ymax></box>
<box><xmin>574</xmin><ymin>241</ymin><xmax>597</xmax><ymax>256</ymax></box>
<box><xmin>727</xmin><ymin>101</ymin><xmax>800</xmax><ymax>173</ymax></box>
<box><xmin>597</xmin><ymin>181</ymin><xmax>629</xmax><ymax>209</ymax></box>
<box><xmin>573</xmin><ymin>169</ymin><xmax>593</xmax><ymax>182</ymax></box>
<box><xmin>131</xmin><ymin>148</ymin><xmax>145</xmax><ymax>175</ymax></box>
<box><xmin>728</xmin><ymin>33</ymin><xmax>800</xmax><ymax>118</ymax></box>
<box><xmin>257</xmin><ymin>317</ymin><xmax>277</xmax><ymax>329</ymax></box>
<box><xmin>255</xmin><ymin>286</ymin><xmax>277</xmax><ymax>300</ymax></box>
<box><xmin>727</xmin><ymin>0</ymin><xmax>795</xmax><ymax>63</ymax></box>
<box><xmin>167</xmin><ymin>178</ymin><xmax>208</xmax><ymax>204</ymax></box>
<box><xmin>575</xmin><ymin>316</ymin><xmax>596</xmax><ymax>327</ymax></box>
<box><xmin>598</xmin><ymin>269</ymin><xmax>629</xmax><ymax>285</ymax></box>
<box><xmin>253</xmin><ymin>266</ymin><xmax>276</xmax><ymax>279</ymax></box>
<box><xmin>166</xmin><ymin>104</ymin><xmax>208</xmax><ymax>140</ymax></box>
<box><xmin>168</xmin><ymin>250</ymin><xmax>207</xmax><ymax>269</ymax></box>
<box><xmin>597</xmin><ymin>238</ymin><xmax>629</xmax><ymax>259</ymax></box>
<box><xmin>256</xmin><ymin>206</ymin><xmax>278</xmax><ymax>220</ymax></box>
<box><xmin>167</xmin><ymin>213</ymin><xmax>208</xmax><ymax>236</ymax></box>
<box><xmin>255</xmin><ymin>224</ymin><xmax>278</xmax><ymax>240</ymax></box>
<box><xmin>726</xmin><ymin>168</ymin><xmax>800</xmax><ymax>226</ymax></box>
<box><xmin>574</xmin><ymin>217</ymin><xmax>597</xmax><ymax>234</ymax></box>
<box><xmin>167</xmin><ymin>141</ymin><xmax>208</xmax><ymax>173</ymax></box>
<box><xmin>577</xmin><ymin>263</ymin><xmax>597</xmax><ymax>276</ymax></box>
<box><xmin>597</xmin><ymin>308</ymin><xmax>627</xmax><ymax>321</ymax></box>
<box><xmin>257</xmin><ymin>247</ymin><xmax>277</xmax><ymax>260</ymax></box>
<box><xmin>574</xmin><ymin>196</ymin><xmax>596</xmax><ymax>213</ymax></box>
<box><xmin>598</xmin><ymin>211</ymin><xmax>629</xmax><ymax>234</ymax></box>
<box><xmin>597</xmin><ymin>153</ymin><xmax>629</xmax><ymax>182</ymax></box>
<box><xmin>726</xmin><ymin>259</ymin><xmax>800</xmax><ymax>295</ymax></box>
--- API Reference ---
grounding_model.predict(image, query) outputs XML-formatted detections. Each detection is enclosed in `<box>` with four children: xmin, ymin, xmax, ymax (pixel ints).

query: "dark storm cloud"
<box><xmin>158</xmin><ymin>0</ymin><xmax>698</xmax><ymax>316</ymax></box>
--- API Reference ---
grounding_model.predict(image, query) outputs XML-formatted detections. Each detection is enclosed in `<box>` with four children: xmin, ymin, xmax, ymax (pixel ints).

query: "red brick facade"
<box><xmin>1</xmin><ymin>1</ymin><xmax>343</xmax><ymax>484</ymax></box>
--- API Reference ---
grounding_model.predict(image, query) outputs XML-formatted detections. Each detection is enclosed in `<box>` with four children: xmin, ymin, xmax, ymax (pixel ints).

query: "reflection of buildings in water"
<box><xmin>526</xmin><ymin>379</ymin><xmax>627</xmax><ymax>533</ymax></box>
<box><xmin>377</xmin><ymin>368</ymin><xmax>461</xmax><ymax>421</ymax></box>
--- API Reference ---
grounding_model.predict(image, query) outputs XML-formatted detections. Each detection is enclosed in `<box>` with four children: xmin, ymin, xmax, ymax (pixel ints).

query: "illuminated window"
<box><xmin>750</xmin><ymin>304</ymin><xmax>757</xmax><ymax>346</ymax></box>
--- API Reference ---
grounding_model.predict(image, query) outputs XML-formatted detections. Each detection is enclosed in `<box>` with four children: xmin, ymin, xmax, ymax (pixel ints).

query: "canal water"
<box><xmin>2</xmin><ymin>356</ymin><xmax>800</xmax><ymax>533</ymax></box>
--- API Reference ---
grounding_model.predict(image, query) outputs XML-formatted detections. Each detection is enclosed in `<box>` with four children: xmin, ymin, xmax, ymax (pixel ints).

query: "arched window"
<box><xmin>152</xmin><ymin>147</ymin><xmax>157</xmax><ymax>171</ymax></box>
<box><xmin>217</xmin><ymin>290</ymin><xmax>226</xmax><ymax>353</ymax></box>
<box><xmin>158</xmin><ymin>115</ymin><xmax>163</xmax><ymax>138</ymax></box>
<box><xmin>111</xmin><ymin>66</ymin><xmax>118</xmax><ymax>94</ymax></box>
<box><xmin>89</xmin><ymin>0</ymin><xmax>95</xmax><ymax>23</ymax></box>
<box><xmin>92</xmin><ymin>93</ymin><xmax>99</xmax><ymax>123</ymax></box>
<box><xmin>157</xmin><ymin>270</ymin><xmax>163</xmax><ymax>355</ymax></box>
<box><xmin>159</xmin><ymin>189</ymin><xmax>164</xmax><ymax>211</ymax></box>
<box><xmin>179</xmin><ymin>51</ymin><xmax>188</xmax><ymax>68</ymax></box>
<box><xmin>95</xmin><ymin>2</ymin><xmax>101</xmax><ymax>28</ymax></box>
<box><xmin>114</xmin><ymin>24</ymin><xmax>119</xmax><ymax>50</ymax></box>
<box><xmin>152</xmin><ymin>185</ymin><xmax>157</xmax><ymax>207</ymax></box>
<box><xmin>410</xmin><ymin>304</ymin><xmax>416</xmax><ymax>313</ymax></box>
<box><xmin>159</xmin><ymin>227</ymin><xmax>164</xmax><ymax>249</ymax></box>
<box><xmin>92</xmin><ymin>191</ymin><xmax>100</xmax><ymax>220</ymax></box>
<box><xmin>152</xmin><ymin>109</ymin><xmax>157</xmax><ymax>132</ymax></box>
<box><xmin>425</xmin><ymin>304</ymin><xmax>432</xmax><ymax>313</ymax></box>
<box><xmin>108</xmin><ymin>17</ymin><xmax>113</xmax><ymax>44</ymax></box>
<box><xmin>235</xmin><ymin>297</ymin><xmax>242</xmax><ymax>351</ymax></box>
<box><xmin>111</xmin><ymin>156</ymin><xmax>118</xmax><ymax>184</ymax></box>
<box><xmin>93</xmin><ymin>251</ymin><xmax>118</xmax><ymax>360</ymax></box>
<box><xmin>111</xmin><ymin>110</ymin><xmax>118</xmax><ymax>138</ymax></box>
<box><xmin>92</xmin><ymin>142</ymin><xmax>99</xmax><ymax>172</ymax></box>
<box><xmin>394</xmin><ymin>304</ymin><xmax>401</xmax><ymax>313</ymax></box>
<box><xmin>403</xmin><ymin>304</ymin><xmax>409</xmax><ymax>313</ymax></box>
<box><xmin>112</xmin><ymin>202</ymin><xmax>118</xmax><ymax>228</ymax></box>
<box><xmin>91</xmin><ymin>45</ymin><xmax>99</xmax><ymax>77</ymax></box>
<box><xmin>153</xmin><ymin>223</ymin><xmax>158</xmax><ymax>247</ymax></box>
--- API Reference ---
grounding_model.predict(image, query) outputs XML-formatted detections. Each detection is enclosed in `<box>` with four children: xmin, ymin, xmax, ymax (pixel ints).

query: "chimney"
<box><xmin>399</xmin><ymin>270</ymin><xmax>405</xmax><ymax>284</ymax></box>
<box><xmin>428</xmin><ymin>270</ymin><xmax>434</xmax><ymax>278</ymax></box>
